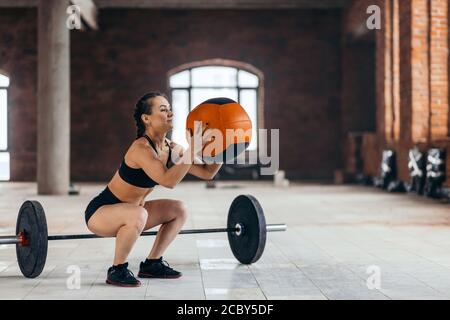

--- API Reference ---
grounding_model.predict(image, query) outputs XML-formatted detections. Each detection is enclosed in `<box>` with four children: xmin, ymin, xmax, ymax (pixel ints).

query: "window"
<box><xmin>0</xmin><ymin>73</ymin><xmax>10</xmax><ymax>181</ymax></box>
<box><xmin>169</xmin><ymin>66</ymin><xmax>260</xmax><ymax>153</ymax></box>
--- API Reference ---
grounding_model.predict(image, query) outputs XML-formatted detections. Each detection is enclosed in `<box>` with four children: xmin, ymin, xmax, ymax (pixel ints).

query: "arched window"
<box><xmin>168</xmin><ymin>62</ymin><xmax>262</xmax><ymax>157</ymax></box>
<box><xmin>0</xmin><ymin>73</ymin><xmax>10</xmax><ymax>181</ymax></box>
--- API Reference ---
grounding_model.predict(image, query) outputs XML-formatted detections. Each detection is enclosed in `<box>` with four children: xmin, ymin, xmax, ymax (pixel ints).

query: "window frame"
<box><xmin>0</xmin><ymin>72</ymin><xmax>10</xmax><ymax>181</ymax></box>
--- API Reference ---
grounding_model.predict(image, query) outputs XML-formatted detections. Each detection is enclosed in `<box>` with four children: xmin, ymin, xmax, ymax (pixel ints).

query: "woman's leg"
<box><xmin>87</xmin><ymin>203</ymin><xmax>148</xmax><ymax>265</ymax></box>
<box><xmin>142</xmin><ymin>199</ymin><xmax>188</xmax><ymax>259</ymax></box>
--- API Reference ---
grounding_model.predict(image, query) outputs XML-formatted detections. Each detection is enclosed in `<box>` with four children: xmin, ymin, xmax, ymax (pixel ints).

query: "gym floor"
<box><xmin>1</xmin><ymin>181</ymin><xmax>450</xmax><ymax>300</ymax></box>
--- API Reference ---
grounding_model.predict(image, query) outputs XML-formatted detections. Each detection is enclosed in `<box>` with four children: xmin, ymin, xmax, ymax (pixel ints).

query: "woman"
<box><xmin>85</xmin><ymin>92</ymin><xmax>221</xmax><ymax>287</ymax></box>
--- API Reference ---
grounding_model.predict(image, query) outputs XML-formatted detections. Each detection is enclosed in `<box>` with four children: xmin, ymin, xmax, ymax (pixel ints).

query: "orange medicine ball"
<box><xmin>186</xmin><ymin>97</ymin><xmax>252</xmax><ymax>162</ymax></box>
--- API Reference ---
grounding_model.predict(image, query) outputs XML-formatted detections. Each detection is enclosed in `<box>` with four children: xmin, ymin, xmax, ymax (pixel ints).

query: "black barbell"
<box><xmin>0</xmin><ymin>194</ymin><xmax>286</xmax><ymax>278</ymax></box>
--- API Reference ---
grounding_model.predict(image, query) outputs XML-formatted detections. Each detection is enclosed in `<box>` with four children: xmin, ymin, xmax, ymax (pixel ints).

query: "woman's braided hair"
<box><xmin>133</xmin><ymin>92</ymin><xmax>168</xmax><ymax>138</ymax></box>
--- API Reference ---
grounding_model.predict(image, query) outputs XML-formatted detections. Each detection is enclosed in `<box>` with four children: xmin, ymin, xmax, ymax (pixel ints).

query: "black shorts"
<box><xmin>84</xmin><ymin>187</ymin><xmax>122</xmax><ymax>224</ymax></box>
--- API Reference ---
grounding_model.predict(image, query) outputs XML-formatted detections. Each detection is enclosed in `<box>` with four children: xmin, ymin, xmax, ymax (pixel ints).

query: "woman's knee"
<box><xmin>172</xmin><ymin>200</ymin><xmax>188</xmax><ymax>222</ymax></box>
<box><xmin>126</xmin><ymin>207</ymin><xmax>148</xmax><ymax>231</ymax></box>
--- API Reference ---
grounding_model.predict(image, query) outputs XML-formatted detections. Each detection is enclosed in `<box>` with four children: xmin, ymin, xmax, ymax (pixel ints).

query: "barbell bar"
<box><xmin>0</xmin><ymin>224</ymin><xmax>287</xmax><ymax>244</ymax></box>
<box><xmin>0</xmin><ymin>194</ymin><xmax>286</xmax><ymax>278</ymax></box>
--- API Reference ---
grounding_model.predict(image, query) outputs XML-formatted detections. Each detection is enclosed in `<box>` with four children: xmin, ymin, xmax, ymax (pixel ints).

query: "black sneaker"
<box><xmin>138</xmin><ymin>257</ymin><xmax>182</xmax><ymax>279</ymax></box>
<box><xmin>106</xmin><ymin>262</ymin><xmax>141</xmax><ymax>287</ymax></box>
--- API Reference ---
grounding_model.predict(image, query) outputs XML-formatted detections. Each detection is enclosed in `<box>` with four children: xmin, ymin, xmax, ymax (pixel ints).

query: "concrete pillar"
<box><xmin>37</xmin><ymin>0</ymin><xmax>70</xmax><ymax>195</ymax></box>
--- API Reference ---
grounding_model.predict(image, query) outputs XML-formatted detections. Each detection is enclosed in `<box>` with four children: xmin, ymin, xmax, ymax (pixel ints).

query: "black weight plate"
<box><xmin>15</xmin><ymin>201</ymin><xmax>48</xmax><ymax>278</ymax></box>
<box><xmin>227</xmin><ymin>195</ymin><xmax>266</xmax><ymax>264</ymax></box>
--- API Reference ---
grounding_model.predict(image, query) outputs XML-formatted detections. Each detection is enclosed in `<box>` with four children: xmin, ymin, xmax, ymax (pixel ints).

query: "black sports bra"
<box><xmin>118</xmin><ymin>135</ymin><xmax>173</xmax><ymax>188</ymax></box>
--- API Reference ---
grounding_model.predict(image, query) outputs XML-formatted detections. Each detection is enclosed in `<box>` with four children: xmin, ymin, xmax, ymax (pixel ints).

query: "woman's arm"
<box><xmin>188</xmin><ymin>163</ymin><xmax>222</xmax><ymax>180</ymax></box>
<box><xmin>133</xmin><ymin>144</ymin><xmax>194</xmax><ymax>189</ymax></box>
<box><xmin>133</xmin><ymin>127</ymin><xmax>212</xmax><ymax>188</ymax></box>
<box><xmin>168</xmin><ymin>140</ymin><xmax>222</xmax><ymax>180</ymax></box>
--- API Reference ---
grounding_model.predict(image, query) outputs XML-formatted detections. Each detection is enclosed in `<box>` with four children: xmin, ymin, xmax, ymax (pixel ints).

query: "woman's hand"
<box><xmin>185</xmin><ymin>123</ymin><xmax>213</xmax><ymax>161</ymax></box>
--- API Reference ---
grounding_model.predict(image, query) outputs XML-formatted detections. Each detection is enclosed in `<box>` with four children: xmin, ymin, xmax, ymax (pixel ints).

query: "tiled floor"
<box><xmin>0</xmin><ymin>181</ymin><xmax>449</xmax><ymax>300</ymax></box>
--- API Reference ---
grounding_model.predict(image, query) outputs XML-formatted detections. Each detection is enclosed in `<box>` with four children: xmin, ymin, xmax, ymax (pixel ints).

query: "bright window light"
<box><xmin>240</xmin><ymin>90</ymin><xmax>257</xmax><ymax>151</ymax></box>
<box><xmin>0</xmin><ymin>73</ymin><xmax>10</xmax><ymax>181</ymax></box>
<box><xmin>191</xmin><ymin>66</ymin><xmax>237</xmax><ymax>87</ymax></box>
<box><xmin>191</xmin><ymin>88</ymin><xmax>238</xmax><ymax>108</ymax></box>
<box><xmin>238</xmin><ymin>70</ymin><xmax>259</xmax><ymax>88</ymax></box>
<box><xmin>171</xmin><ymin>89</ymin><xmax>189</xmax><ymax>149</ymax></box>
<box><xmin>0</xmin><ymin>152</ymin><xmax>10</xmax><ymax>181</ymax></box>
<box><xmin>170</xmin><ymin>70</ymin><xmax>190</xmax><ymax>88</ymax></box>
<box><xmin>0</xmin><ymin>89</ymin><xmax>7</xmax><ymax>150</ymax></box>
<box><xmin>0</xmin><ymin>74</ymin><xmax>9</xmax><ymax>87</ymax></box>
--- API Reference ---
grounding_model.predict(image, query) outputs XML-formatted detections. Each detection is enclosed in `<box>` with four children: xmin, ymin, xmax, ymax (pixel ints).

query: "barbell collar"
<box><xmin>0</xmin><ymin>236</ymin><xmax>19</xmax><ymax>245</ymax></box>
<box><xmin>266</xmin><ymin>224</ymin><xmax>287</xmax><ymax>232</ymax></box>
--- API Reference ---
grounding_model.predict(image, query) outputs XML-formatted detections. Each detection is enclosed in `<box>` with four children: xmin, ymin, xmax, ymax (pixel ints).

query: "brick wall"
<box><xmin>376</xmin><ymin>0</ymin><xmax>390</xmax><ymax>147</ymax></box>
<box><xmin>5</xmin><ymin>3</ymin><xmax>447</xmax><ymax>185</ymax></box>
<box><xmin>373</xmin><ymin>0</ymin><xmax>449</xmax><ymax>186</ymax></box>
<box><xmin>0</xmin><ymin>8</ymin><xmax>342</xmax><ymax>181</ymax></box>
<box><xmin>430</xmin><ymin>0</ymin><xmax>449</xmax><ymax>140</ymax></box>
<box><xmin>398</xmin><ymin>0</ymin><xmax>415</xmax><ymax>182</ymax></box>
<box><xmin>346</xmin><ymin>0</ymin><xmax>450</xmax><ymax>188</ymax></box>
<box><xmin>392</xmin><ymin>0</ymin><xmax>401</xmax><ymax>143</ymax></box>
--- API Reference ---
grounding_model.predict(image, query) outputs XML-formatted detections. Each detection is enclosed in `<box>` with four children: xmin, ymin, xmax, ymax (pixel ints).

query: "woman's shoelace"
<box><xmin>119</xmin><ymin>268</ymin><xmax>136</xmax><ymax>279</ymax></box>
<box><xmin>161</xmin><ymin>260</ymin><xmax>174</xmax><ymax>270</ymax></box>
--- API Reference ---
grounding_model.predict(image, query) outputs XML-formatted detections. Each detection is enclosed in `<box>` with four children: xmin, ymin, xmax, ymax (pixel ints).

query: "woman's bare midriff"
<box><xmin>107</xmin><ymin>171</ymin><xmax>153</xmax><ymax>206</ymax></box>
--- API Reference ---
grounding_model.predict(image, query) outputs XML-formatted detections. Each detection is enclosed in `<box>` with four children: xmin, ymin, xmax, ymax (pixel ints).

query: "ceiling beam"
<box><xmin>0</xmin><ymin>0</ymin><xmax>350</xmax><ymax>9</ymax></box>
